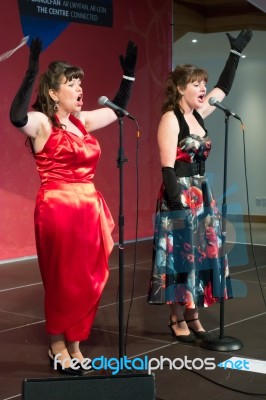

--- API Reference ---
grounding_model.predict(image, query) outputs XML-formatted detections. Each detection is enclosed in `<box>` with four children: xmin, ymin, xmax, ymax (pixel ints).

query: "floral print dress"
<box><xmin>147</xmin><ymin>108</ymin><xmax>231</xmax><ymax>308</ymax></box>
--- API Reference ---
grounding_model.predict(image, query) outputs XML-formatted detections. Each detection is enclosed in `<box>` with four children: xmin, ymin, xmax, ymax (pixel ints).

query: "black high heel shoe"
<box><xmin>185</xmin><ymin>318</ymin><xmax>210</xmax><ymax>339</ymax></box>
<box><xmin>48</xmin><ymin>347</ymin><xmax>84</xmax><ymax>376</ymax></box>
<box><xmin>168</xmin><ymin>316</ymin><xmax>196</xmax><ymax>343</ymax></box>
<box><xmin>70</xmin><ymin>354</ymin><xmax>95</xmax><ymax>373</ymax></box>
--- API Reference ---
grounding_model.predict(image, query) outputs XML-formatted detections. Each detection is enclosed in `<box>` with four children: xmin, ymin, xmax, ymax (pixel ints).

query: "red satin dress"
<box><xmin>34</xmin><ymin>114</ymin><xmax>114</xmax><ymax>341</ymax></box>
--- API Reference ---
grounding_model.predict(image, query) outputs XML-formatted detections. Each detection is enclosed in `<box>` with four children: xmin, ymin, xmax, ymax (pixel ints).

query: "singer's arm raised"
<box><xmin>77</xmin><ymin>40</ymin><xmax>137</xmax><ymax>132</ymax></box>
<box><xmin>197</xmin><ymin>29</ymin><xmax>252</xmax><ymax>119</ymax></box>
<box><xmin>200</xmin><ymin>87</ymin><xmax>226</xmax><ymax>119</ymax></box>
<box><xmin>75</xmin><ymin>108</ymin><xmax>118</xmax><ymax>132</ymax></box>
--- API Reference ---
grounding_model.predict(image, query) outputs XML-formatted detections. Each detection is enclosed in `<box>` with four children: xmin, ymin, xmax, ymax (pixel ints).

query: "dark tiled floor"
<box><xmin>0</xmin><ymin>233</ymin><xmax>266</xmax><ymax>399</ymax></box>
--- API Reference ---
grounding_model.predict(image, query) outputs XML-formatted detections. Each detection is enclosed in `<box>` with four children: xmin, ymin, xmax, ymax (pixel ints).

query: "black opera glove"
<box><xmin>214</xmin><ymin>29</ymin><xmax>252</xmax><ymax>96</ymax></box>
<box><xmin>10</xmin><ymin>37</ymin><xmax>42</xmax><ymax>127</ymax></box>
<box><xmin>112</xmin><ymin>40</ymin><xmax>138</xmax><ymax>110</ymax></box>
<box><xmin>162</xmin><ymin>166</ymin><xmax>185</xmax><ymax>211</ymax></box>
<box><xmin>226</xmin><ymin>29</ymin><xmax>253</xmax><ymax>54</ymax></box>
<box><xmin>28</xmin><ymin>37</ymin><xmax>42</xmax><ymax>74</ymax></box>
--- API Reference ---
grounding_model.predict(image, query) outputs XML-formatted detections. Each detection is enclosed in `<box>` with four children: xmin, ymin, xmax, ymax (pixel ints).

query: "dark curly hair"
<box><xmin>32</xmin><ymin>61</ymin><xmax>84</xmax><ymax>129</ymax></box>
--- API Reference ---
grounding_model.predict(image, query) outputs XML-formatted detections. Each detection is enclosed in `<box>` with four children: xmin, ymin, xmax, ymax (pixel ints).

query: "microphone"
<box><xmin>208</xmin><ymin>97</ymin><xmax>241</xmax><ymax>121</ymax></box>
<box><xmin>98</xmin><ymin>96</ymin><xmax>135</xmax><ymax>120</ymax></box>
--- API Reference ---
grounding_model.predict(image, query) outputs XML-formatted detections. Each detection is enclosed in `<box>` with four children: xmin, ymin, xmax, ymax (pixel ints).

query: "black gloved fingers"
<box><xmin>28</xmin><ymin>38</ymin><xmax>42</xmax><ymax>72</ymax></box>
<box><xmin>9</xmin><ymin>37</ymin><xmax>42</xmax><ymax>128</ymax></box>
<box><xmin>226</xmin><ymin>29</ymin><xmax>253</xmax><ymax>53</ymax></box>
<box><xmin>30</xmin><ymin>38</ymin><xmax>42</xmax><ymax>57</ymax></box>
<box><xmin>239</xmin><ymin>28</ymin><xmax>253</xmax><ymax>43</ymax></box>
<box><xmin>119</xmin><ymin>40</ymin><xmax>138</xmax><ymax>77</ymax></box>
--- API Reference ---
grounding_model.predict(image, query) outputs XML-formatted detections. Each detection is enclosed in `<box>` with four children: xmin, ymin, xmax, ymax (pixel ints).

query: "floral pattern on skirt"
<box><xmin>147</xmin><ymin>175</ymin><xmax>232</xmax><ymax>308</ymax></box>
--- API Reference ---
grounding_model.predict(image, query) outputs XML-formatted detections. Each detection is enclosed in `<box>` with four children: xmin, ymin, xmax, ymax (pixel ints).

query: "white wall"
<box><xmin>173</xmin><ymin>31</ymin><xmax>266</xmax><ymax>216</ymax></box>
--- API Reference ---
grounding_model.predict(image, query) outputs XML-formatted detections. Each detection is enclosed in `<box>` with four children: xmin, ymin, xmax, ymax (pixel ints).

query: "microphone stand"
<box><xmin>201</xmin><ymin>112</ymin><xmax>243</xmax><ymax>351</ymax></box>
<box><xmin>116</xmin><ymin>113</ymin><xmax>128</xmax><ymax>359</ymax></box>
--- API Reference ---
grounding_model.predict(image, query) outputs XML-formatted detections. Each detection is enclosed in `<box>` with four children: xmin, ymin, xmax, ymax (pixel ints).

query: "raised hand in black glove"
<box><xmin>215</xmin><ymin>29</ymin><xmax>253</xmax><ymax>95</ymax></box>
<box><xmin>10</xmin><ymin>37</ymin><xmax>42</xmax><ymax>127</ymax></box>
<box><xmin>119</xmin><ymin>40</ymin><xmax>138</xmax><ymax>78</ymax></box>
<box><xmin>226</xmin><ymin>29</ymin><xmax>253</xmax><ymax>54</ymax></box>
<box><xmin>112</xmin><ymin>40</ymin><xmax>138</xmax><ymax>110</ymax></box>
<box><xmin>27</xmin><ymin>37</ymin><xmax>42</xmax><ymax>75</ymax></box>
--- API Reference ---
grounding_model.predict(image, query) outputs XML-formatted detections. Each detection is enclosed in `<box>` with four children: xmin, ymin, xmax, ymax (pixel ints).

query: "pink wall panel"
<box><xmin>0</xmin><ymin>0</ymin><xmax>172</xmax><ymax>260</ymax></box>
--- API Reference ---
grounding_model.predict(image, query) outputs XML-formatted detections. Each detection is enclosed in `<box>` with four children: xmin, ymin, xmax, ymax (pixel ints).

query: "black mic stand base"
<box><xmin>200</xmin><ymin>335</ymin><xmax>243</xmax><ymax>352</ymax></box>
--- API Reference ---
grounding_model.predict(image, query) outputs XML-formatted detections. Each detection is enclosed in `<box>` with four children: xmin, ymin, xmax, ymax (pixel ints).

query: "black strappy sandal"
<box><xmin>185</xmin><ymin>318</ymin><xmax>210</xmax><ymax>339</ymax></box>
<box><xmin>168</xmin><ymin>316</ymin><xmax>196</xmax><ymax>343</ymax></box>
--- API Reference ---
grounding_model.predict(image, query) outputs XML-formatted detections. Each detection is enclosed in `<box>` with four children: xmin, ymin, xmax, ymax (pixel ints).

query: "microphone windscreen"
<box><xmin>208</xmin><ymin>97</ymin><xmax>216</xmax><ymax>106</ymax></box>
<box><xmin>98</xmin><ymin>96</ymin><xmax>108</xmax><ymax>106</ymax></box>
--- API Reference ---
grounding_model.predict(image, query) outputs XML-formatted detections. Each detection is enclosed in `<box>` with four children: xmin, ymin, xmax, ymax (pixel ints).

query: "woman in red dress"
<box><xmin>10</xmin><ymin>38</ymin><xmax>137</xmax><ymax>375</ymax></box>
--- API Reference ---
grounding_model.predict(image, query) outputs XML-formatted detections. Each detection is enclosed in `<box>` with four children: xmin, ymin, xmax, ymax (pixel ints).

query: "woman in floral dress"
<box><xmin>148</xmin><ymin>30</ymin><xmax>252</xmax><ymax>342</ymax></box>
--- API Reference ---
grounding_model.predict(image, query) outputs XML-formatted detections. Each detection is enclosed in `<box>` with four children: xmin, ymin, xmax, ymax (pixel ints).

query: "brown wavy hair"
<box><xmin>161</xmin><ymin>64</ymin><xmax>208</xmax><ymax>114</ymax></box>
<box><xmin>32</xmin><ymin>61</ymin><xmax>84</xmax><ymax>128</ymax></box>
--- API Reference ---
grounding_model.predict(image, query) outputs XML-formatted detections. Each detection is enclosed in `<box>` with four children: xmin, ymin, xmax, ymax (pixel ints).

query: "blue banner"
<box><xmin>18</xmin><ymin>0</ymin><xmax>113</xmax><ymax>27</ymax></box>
